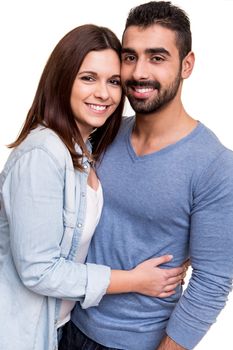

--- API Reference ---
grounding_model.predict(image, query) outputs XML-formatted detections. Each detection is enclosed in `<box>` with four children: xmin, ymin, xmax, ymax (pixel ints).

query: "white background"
<box><xmin>0</xmin><ymin>1</ymin><xmax>233</xmax><ymax>348</ymax></box>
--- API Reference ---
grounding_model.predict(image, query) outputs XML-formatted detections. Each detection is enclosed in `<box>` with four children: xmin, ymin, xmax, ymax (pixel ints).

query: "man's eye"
<box><xmin>81</xmin><ymin>76</ymin><xmax>95</xmax><ymax>82</ymax></box>
<box><xmin>151</xmin><ymin>56</ymin><xmax>164</xmax><ymax>62</ymax></box>
<box><xmin>123</xmin><ymin>55</ymin><xmax>136</xmax><ymax>62</ymax></box>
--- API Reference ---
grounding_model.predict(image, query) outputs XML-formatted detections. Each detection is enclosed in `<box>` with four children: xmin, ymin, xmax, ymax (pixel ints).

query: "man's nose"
<box><xmin>132</xmin><ymin>59</ymin><xmax>150</xmax><ymax>81</ymax></box>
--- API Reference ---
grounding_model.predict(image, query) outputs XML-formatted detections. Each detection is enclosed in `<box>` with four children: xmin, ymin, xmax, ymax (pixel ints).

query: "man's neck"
<box><xmin>132</xmin><ymin>102</ymin><xmax>197</xmax><ymax>156</ymax></box>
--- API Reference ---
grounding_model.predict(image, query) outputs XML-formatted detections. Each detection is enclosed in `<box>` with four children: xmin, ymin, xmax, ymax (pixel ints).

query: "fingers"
<box><xmin>157</xmin><ymin>281</ymin><xmax>183</xmax><ymax>297</ymax></box>
<box><xmin>165</xmin><ymin>274</ymin><xmax>184</xmax><ymax>285</ymax></box>
<box><xmin>165</xmin><ymin>269</ymin><xmax>188</xmax><ymax>287</ymax></box>
<box><xmin>162</xmin><ymin>267</ymin><xmax>189</xmax><ymax>293</ymax></box>
<box><xmin>164</xmin><ymin>266</ymin><xmax>184</xmax><ymax>277</ymax></box>
<box><xmin>148</xmin><ymin>257</ymin><xmax>190</xmax><ymax>274</ymax></box>
<box><xmin>163</xmin><ymin>267</ymin><xmax>189</xmax><ymax>290</ymax></box>
<box><xmin>163</xmin><ymin>282</ymin><xmax>181</xmax><ymax>292</ymax></box>
<box><xmin>157</xmin><ymin>290</ymin><xmax>176</xmax><ymax>298</ymax></box>
<box><xmin>147</xmin><ymin>256</ymin><xmax>190</xmax><ymax>278</ymax></box>
<box><xmin>150</xmin><ymin>255</ymin><xmax>173</xmax><ymax>267</ymax></box>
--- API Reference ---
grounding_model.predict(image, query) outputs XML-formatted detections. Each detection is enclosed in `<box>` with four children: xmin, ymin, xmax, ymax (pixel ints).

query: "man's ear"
<box><xmin>181</xmin><ymin>51</ymin><xmax>195</xmax><ymax>79</ymax></box>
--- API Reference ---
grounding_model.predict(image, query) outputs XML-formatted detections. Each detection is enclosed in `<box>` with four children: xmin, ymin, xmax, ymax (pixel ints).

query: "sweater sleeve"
<box><xmin>2</xmin><ymin>148</ymin><xmax>110</xmax><ymax>307</ymax></box>
<box><xmin>166</xmin><ymin>149</ymin><xmax>233</xmax><ymax>349</ymax></box>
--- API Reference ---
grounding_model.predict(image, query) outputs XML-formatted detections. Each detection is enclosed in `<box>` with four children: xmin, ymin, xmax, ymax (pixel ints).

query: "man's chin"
<box><xmin>128</xmin><ymin>99</ymin><xmax>159</xmax><ymax>115</ymax></box>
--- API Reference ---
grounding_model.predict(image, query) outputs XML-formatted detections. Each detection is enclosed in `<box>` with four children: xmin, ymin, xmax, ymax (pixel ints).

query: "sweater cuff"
<box><xmin>166</xmin><ymin>311</ymin><xmax>211</xmax><ymax>350</ymax></box>
<box><xmin>80</xmin><ymin>263</ymin><xmax>111</xmax><ymax>309</ymax></box>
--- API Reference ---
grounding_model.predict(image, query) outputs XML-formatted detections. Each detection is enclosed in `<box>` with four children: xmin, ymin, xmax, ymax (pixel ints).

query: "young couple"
<box><xmin>1</xmin><ymin>2</ymin><xmax>233</xmax><ymax>350</ymax></box>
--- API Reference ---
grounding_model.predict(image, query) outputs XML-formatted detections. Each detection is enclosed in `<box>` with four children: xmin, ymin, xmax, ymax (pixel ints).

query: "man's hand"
<box><xmin>156</xmin><ymin>335</ymin><xmax>186</xmax><ymax>350</ymax></box>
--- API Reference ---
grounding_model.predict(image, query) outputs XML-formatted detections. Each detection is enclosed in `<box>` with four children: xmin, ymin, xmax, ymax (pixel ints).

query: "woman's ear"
<box><xmin>181</xmin><ymin>51</ymin><xmax>195</xmax><ymax>79</ymax></box>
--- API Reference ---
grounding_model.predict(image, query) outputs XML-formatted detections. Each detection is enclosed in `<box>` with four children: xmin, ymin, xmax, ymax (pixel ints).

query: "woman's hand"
<box><xmin>130</xmin><ymin>255</ymin><xmax>188</xmax><ymax>297</ymax></box>
<box><xmin>107</xmin><ymin>256</ymin><xmax>189</xmax><ymax>296</ymax></box>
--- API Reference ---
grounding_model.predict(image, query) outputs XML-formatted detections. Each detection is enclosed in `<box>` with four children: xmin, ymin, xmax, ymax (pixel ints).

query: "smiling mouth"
<box><xmin>132</xmin><ymin>87</ymin><xmax>155</xmax><ymax>93</ymax></box>
<box><xmin>128</xmin><ymin>86</ymin><xmax>157</xmax><ymax>99</ymax></box>
<box><xmin>86</xmin><ymin>103</ymin><xmax>110</xmax><ymax>111</ymax></box>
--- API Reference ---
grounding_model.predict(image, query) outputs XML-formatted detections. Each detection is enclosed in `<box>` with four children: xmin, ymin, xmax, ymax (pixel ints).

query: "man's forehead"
<box><xmin>122</xmin><ymin>24</ymin><xmax>177</xmax><ymax>51</ymax></box>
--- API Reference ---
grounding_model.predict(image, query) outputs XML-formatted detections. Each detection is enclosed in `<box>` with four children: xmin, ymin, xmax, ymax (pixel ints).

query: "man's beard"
<box><xmin>123</xmin><ymin>70</ymin><xmax>182</xmax><ymax>114</ymax></box>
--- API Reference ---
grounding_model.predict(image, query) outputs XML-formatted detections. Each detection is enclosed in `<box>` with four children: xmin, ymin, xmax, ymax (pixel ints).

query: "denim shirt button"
<box><xmin>78</xmin><ymin>223</ymin><xmax>82</xmax><ymax>228</ymax></box>
<box><xmin>81</xmin><ymin>192</ymin><xmax>85</xmax><ymax>197</ymax></box>
<box><xmin>83</xmin><ymin>164</ymin><xmax>88</xmax><ymax>169</ymax></box>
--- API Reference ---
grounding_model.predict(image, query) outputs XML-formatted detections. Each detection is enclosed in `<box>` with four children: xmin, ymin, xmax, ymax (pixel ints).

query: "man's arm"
<box><xmin>162</xmin><ymin>150</ymin><xmax>233</xmax><ymax>349</ymax></box>
<box><xmin>157</xmin><ymin>335</ymin><xmax>186</xmax><ymax>350</ymax></box>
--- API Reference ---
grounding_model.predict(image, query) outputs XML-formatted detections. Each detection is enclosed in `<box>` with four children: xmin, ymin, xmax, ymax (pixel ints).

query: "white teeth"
<box><xmin>88</xmin><ymin>104</ymin><xmax>107</xmax><ymax>111</ymax></box>
<box><xmin>134</xmin><ymin>88</ymin><xmax>154</xmax><ymax>93</ymax></box>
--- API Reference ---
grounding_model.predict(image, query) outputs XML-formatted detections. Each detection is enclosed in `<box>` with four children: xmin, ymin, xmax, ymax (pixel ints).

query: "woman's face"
<box><xmin>70</xmin><ymin>49</ymin><xmax>122</xmax><ymax>140</ymax></box>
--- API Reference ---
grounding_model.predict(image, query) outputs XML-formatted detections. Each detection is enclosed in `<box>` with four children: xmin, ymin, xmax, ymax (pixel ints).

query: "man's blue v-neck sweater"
<box><xmin>72</xmin><ymin>117</ymin><xmax>233</xmax><ymax>350</ymax></box>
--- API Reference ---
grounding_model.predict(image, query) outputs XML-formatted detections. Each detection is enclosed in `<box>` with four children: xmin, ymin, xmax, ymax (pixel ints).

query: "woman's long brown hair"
<box><xmin>9</xmin><ymin>25</ymin><xmax>124</xmax><ymax>170</ymax></box>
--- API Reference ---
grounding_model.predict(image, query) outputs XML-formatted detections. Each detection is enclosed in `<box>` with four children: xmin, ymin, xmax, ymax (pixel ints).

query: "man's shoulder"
<box><xmin>192</xmin><ymin>125</ymin><xmax>233</xmax><ymax>189</ymax></box>
<box><xmin>190</xmin><ymin>123</ymin><xmax>230</xmax><ymax>162</ymax></box>
<box><xmin>195</xmin><ymin>123</ymin><xmax>223</xmax><ymax>148</ymax></box>
<box><xmin>213</xmin><ymin>147</ymin><xmax>233</xmax><ymax>174</ymax></box>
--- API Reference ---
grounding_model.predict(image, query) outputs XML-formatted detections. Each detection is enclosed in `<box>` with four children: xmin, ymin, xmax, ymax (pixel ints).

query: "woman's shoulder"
<box><xmin>3</xmin><ymin>127</ymin><xmax>73</xmax><ymax>176</ymax></box>
<box><xmin>26</xmin><ymin>126</ymin><xmax>70</xmax><ymax>160</ymax></box>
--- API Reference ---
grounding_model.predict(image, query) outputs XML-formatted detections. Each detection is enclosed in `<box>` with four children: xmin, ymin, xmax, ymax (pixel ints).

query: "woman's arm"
<box><xmin>3</xmin><ymin>147</ymin><xmax>186</xmax><ymax>308</ymax></box>
<box><xmin>108</xmin><ymin>255</ymin><xmax>186</xmax><ymax>297</ymax></box>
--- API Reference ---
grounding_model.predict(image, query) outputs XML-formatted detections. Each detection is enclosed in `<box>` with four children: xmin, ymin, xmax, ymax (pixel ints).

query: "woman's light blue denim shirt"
<box><xmin>0</xmin><ymin>126</ymin><xmax>111</xmax><ymax>350</ymax></box>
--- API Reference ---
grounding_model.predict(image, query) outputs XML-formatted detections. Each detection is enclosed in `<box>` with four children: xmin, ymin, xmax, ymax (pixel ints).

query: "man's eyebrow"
<box><xmin>121</xmin><ymin>48</ymin><xmax>137</xmax><ymax>54</ymax></box>
<box><xmin>145</xmin><ymin>48</ymin><xmax>171</xmax><ymax>56</ymax></box>
<box><xmin>121</xmin><ymin>47</ymin><xmax>171</xmax><ymax>56</ymax></box>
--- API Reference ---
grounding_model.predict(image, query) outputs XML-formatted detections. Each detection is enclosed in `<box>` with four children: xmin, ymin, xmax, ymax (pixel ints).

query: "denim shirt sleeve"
<box><xmin>2</xmin><ymin>147</ymin><xmax>110</xmax><ymax>306</ymax></box>
<box><xmin>166</xmin><ymin>150</ymin><xmax>233</xmax><ymax>349</ymax></box>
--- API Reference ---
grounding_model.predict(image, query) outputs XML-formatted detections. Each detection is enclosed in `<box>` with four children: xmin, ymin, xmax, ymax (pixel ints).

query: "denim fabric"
<box><xmin>0</xmin><ymin>126</ymin><xmax>111</xmax><ymax>350</ymax></box>
<box><xmin>59</xmin><ymin>321</ymin><xmax>122</xmax><ymax>350</ymax></box>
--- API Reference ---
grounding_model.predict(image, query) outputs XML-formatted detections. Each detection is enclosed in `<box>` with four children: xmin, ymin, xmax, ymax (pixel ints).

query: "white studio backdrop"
<box><xmin>0</xmin><ymin>0</ymin><xmax>233</xmax><ymax>348</ymax></box>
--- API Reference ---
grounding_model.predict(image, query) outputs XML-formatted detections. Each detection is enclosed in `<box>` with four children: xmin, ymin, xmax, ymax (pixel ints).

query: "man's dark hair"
<box><xmin>124</xmin><ymin>1</ymin><xmax>192</xmax><ymax>60</ymax></box>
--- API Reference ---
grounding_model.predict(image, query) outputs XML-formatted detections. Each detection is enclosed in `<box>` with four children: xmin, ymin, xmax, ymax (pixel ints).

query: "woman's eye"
<box><xmin>109</xmin><ymin>79</ymin><xmax>121</xmax><ymax>86</ymax></box>
<box><xmin>81</xmin><ymin>76</ymin><xmax>95</xmax><ymax>82</ymax></box>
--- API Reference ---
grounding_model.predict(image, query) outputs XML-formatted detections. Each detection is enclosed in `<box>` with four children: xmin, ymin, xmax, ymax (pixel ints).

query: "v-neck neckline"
<box><xmin>125</xmin><ymin>118</ymin><xmax>203</xmax><ymax>162</ymax></box>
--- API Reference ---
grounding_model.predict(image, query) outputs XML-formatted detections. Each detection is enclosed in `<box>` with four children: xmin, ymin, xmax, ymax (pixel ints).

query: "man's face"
<box><xmin>121</xmin><ymin>24</ymin><xmax>183</xmax><ymax>114</ymax></box>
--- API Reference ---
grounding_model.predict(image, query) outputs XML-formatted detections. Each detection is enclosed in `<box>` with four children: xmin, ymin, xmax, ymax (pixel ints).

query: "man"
<box><xmin>60</xmin><ymin>1</ymin><xmax>233</xmax><ymax>349</ymax></box>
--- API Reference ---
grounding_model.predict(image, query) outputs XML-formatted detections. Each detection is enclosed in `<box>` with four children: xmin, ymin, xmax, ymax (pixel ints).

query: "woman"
<box><xmin>0</xmin><ymin>24</ymin><xmax>186</xmax><ymax>350</ymax></box>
